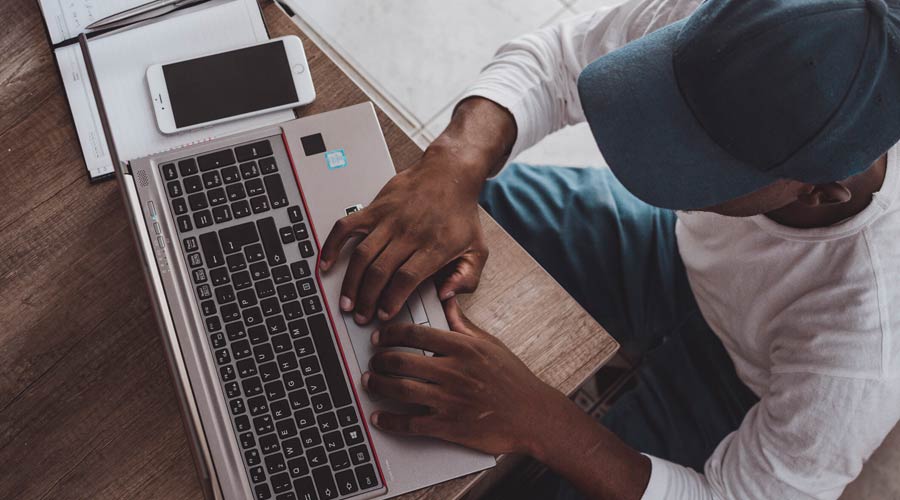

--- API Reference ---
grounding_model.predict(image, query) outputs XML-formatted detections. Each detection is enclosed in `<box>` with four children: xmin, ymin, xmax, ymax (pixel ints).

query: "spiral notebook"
<box><xmin>38</xmin><ymin>0</ymin><xmax>295</xmax><ymax>181</ymax></box>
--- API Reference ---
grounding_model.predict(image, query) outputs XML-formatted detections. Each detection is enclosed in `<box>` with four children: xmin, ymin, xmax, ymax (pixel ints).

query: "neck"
<box><xmin>765</xmin><ymin>155</ymin><xmax>888</xmax><ymax>229</ymax></box>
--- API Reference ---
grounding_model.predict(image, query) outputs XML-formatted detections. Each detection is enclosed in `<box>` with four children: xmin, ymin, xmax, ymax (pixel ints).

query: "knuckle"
<box><xmin>367</xmin><ymin>262</ymin><xmax>389</xmax><ymax>281</ymax></box>
<box><xmin>395</xmin><ymin>267</ymin><xmax>420</xmax><ymax>286</ymax></box>
<box><xmin>352</xmin><ymin>243</ymin><xmax>375</xmax><ymax>262</ymax></box>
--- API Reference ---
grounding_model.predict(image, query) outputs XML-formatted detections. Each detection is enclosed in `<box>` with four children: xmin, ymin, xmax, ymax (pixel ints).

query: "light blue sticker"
<box><xmin>325</xmin><ymin>149</ymin><xmax>348</xmax><ymax>170</ymax></box>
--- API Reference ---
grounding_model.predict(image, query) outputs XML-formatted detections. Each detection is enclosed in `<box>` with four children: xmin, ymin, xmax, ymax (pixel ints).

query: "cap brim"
<box><xmin>578</xmin><ymin>20</ymin><xmax>778</xmax><ymax>210</ymax></box>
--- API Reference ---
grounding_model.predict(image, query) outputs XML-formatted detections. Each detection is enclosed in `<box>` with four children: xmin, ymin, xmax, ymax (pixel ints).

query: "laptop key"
<box><xmin>302</xmin><ymin>296</ymin><xmax>322</xmax><ymax>315</ymax></box>
<box><xmin>178</xmin><ymin>158</ymin><xmax>198</xmax><ymax>176</ymax></box>
<box><xmin>348</xmin><ymin>445</ymin><xmax>369</xmax><ymax>466</ymax></box>
<box><xmin>246</xmin><ymin>243</ymin><xmax>266</xmax><ymax>263</ymax></box>
<box><xmin>233</xmin><ymin>200</ymin><xmax>252</xmax><ymax>219</ymax></box>
<box><xmin>236</xmin><ymin>141</ymin><xmax>273</xmax><ymax>162</ymax></box>
<box><xmin>172</xmin><ymin>197</ymin><xmax>188</xmax><ymax>215</ymax></box>
<box><xmin>271</xmin><ymin>471</ymin><xmax>291</xmax><ymax>494</ymax></box>
<box><xmin>222</xmin><ymin>165</ymin><xmax>241</xmax><ymax>184</ymax></box>
<box><xmin>277</xmin><ymin>418</ymin><xmax>298</xmax><ymax>439</ymax></box>
<box><xmin>289</xmin><ymin>389</ymin><xmax>310</xmax><ymax>411</ymax></box>
<box><xmin>287</xmin><ymin>206</ymin><xmax>304</xmax><ymax>223</ymax></box>
<box><xmin>177</xmin><ymin>215</ymin><xmax>193</xmax><ymax>233</ymax></box>
<box><xmin>199</xmin><ymin>232</ymin><xmax>225</xmax><ymax>268</ymax></box>
<box><xmin>251</xmin><ymin>195</ymin><xmax>271</xmax><ymax>214</ymax></box>
<box><xmin>237</xmin><ymin>358</ymin><xmax>258</xmax><ymax>378</ymax></box>
<box><xmin>264</xmin><ymin>174</ymin><xmax>288</xmax><ymax>208</ymax></box>
<box><xmin>293</xmin><ymin>223</ymin><xmax>309</xmax><ymax>241</ymax></box>
<box><xmin>259</xmin><ymin>157</ymin><xmax>279</xmax><ymax>175</ymax></box>
<box><xmin>221</xmin><ymin>365</ymin><xmax>236</xmax><ymax>382</ymax></box>
<box><xmin>210</xmin><ymin>332</ymin><xmax>226</xmax><ymax>348</ymax></box>
<box><xmin>227</xmin><ymin>183</ymin><xmax>247</xmax><ymax>201</ymax></box>
<box><xmin>287</xmin><ymin>456</ymin><xmax>308</xmax><ymax>478</ymax></box>
<box><xmin>271</xmin><ymin>399</ymin><xmax>292</xmax><ymax>420</ymax></box>
<box><xmin>308</xmin><ymin>314</ymin><xmax>351</xmax><ymax>407</ymax></box>
<box><xmin>312</xmin><ymin>466</ymin><xmax>339</xmax><ymax>499</ymax></box>
<box><xmin>317</xmin><ymin>412</ymin><xmax>338</xmax><ymax>433</ymax></box>
<box><xmin>335</xmin><ymin>470</ymin><xmax>358</xmax><ymax>496</ymax></box>
<box><xmin>233</xmin><ymin>270</ymin><xmax>253</xmax><ymax>290</ymax></box>
<box><xmin>294</xmin><ymin>477</ymin><xmax>317</xmax><ymax>500</ymax></box>
<box><xmin>250</xmin><ymin>465</ymin><xmax>267</xmax><ymax>484</ymax></box>
<box><xmin>323</xmin><ymin>431</ymin><xmax>344</xmax><ymax>452</ymax></box>
<box><xmin>260</xmin><ymin>433</ymin><xmax>280</xmax><ymax>454</ymax></box>
<box><xmin>240</xmin><ymin>161</ymin><xmax>260</xmax><ymax>179</ymax></box>
<box><xmin>245</xmin><ymin>448</ymin><xmax>261</xmax><ymax>466</ymax></box>
<box><xmin>261</xmin><ymin>297</ymin><xmax>281</xmax><ymax>316</ymax></box>
<box><xmin>272</xmin><ymin>265</ymin><xmax>292</xmax><ymax>284</ymax></box>
<box><xmin>198</xmin><ymin>149</ymin><xmax>236</xmax><ymax>171</ymax></box>
<box><xmin>251</xmin><ymin>262</ymin><xmax>270</xmax><ymax>280</ymax></box>
<box><xmin>238</xmin><ymin>289</ymin><xmax>258</xmax><ymax>308</ymax></box>
<box><xmin>250</xmin><ymin>325</ymin><xmax>270</xmax><ymax>346</ymax></box>
<box><xmin>259</xmin><ymin>361</ymin><xmax>279</xmax><ymax>383</ymax></box>
<box><xmin>298</xmin><ymin>241</ymin><xmax>315</xmax><ymax>259</ymax></box>
<box><xmin>247</xmin><ymin>178</ymin><xmax>266</xmax><ymax>196</ymax></box>
<box><xmin>221</xmin><ymin>303</ymin><xmax>240</xmax><ymax>322</ymax></box>
<box><xmin>208</xmin><ymin>187</ymin><xmax>228</xmax><ymax>206</ymax></box>
<box><xmin>227</xmin><ymin>253</ymin><xmax>247</xmax><ymax>272</ymax></box>
<box><xmin>194</xmin><ymin>210</ymin><xmax>213</xmax><ymax>229</ymax></box>
<box><xmin>337</xmin><ymin>407</ymin><xmax>358</xmax><ymax>427</ymax></box>
<box><xmin>284</xmin><ymin>303</ymin><xmax>304</xmax><ymax>322</ymax></box>
<box><xmin>183</xmin><ymin>175</ymin><xmax>203</xmax><ymax>194</ymax></box>
<box><xmin>210</xmin><ymin>267</ymin><xmax>230</xmax><ymax>286</ymax></box>
<box><xmin>162</xmin><ymin>163</ymin><xmax>178</xmax><ymax>180</ymax></box>
<box><xmin>203</xmin><ymin>170</ymin><xmax>223</xmax><ymax>189</ymax></box>
<box><xmin>236</xmin><ymin>415</ymin><xmax>252</xmax><ymax>432</ymax></box>
<box><xmin>342</xmin><ymin>426</ymin><xmax>365</xmax><ymax>446</ymax></box>
<box><xmin>219</xmin><ymin>221</ymin><xmax>259</xmax><ymax>254</ymax></box>
<box><xmin>167</xmin><ymin>180</ymin><xmax>183</xmax><ymax>198</ymax></box>
<box><xmin>189</xmin><ymin>192</ymin><xmax>208</xmax><ymax>211</ymax></box>
<box><xmin>279</xmin><ymin>227</ymin><xmax>295</xmax><ymax>244</ymax></box>
<box><xmin>254</xmin><ymin>483</ymin><xmax>271</xmax><ymax>499</ymax></box>
<box><xmin>355</xmin><ymin>464</ymin><xmax>378</xmax><ymax>490</ymax></box>
<box><xmin>282</xmin><ymin>437</ymin><xmax>303</xmax><ymax>459</ymax></box>
<box><xmin>294</xmin><ymin>407</ymin><xmax>315</xmax><ymax>428</ymax></box>
<box><xmin>290</xmin><ymin>261</ymin><xmax>311</xmax><ymax>279</ymax></box>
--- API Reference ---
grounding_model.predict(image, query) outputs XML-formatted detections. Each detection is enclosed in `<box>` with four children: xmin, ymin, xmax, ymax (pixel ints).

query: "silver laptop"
<box><xmin>120</xmin><ymin>102</ymin><xmax>495</xmax><ymax>500</ymax></box>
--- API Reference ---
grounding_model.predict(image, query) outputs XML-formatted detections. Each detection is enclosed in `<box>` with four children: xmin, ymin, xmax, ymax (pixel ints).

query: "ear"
<box><xmin>795</xmin><ymin>182</ymin><xmax>852</xmax><ymax>207</ymax></box>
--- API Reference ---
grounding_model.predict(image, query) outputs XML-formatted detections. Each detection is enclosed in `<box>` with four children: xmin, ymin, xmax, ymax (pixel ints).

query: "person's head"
<box><xmin>577</xmin><ymin>0</ymin><xmax>900</xmax><ymax>214</ymax></box>
<box><xmin>700</xmin><ymin>154</ymin><xmax>886</xmax><ymax>218</ymax></box>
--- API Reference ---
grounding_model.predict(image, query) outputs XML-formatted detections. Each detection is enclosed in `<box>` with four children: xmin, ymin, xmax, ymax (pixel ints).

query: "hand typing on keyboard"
<box><xmin>360</xmin><ymin>298</ymin><xmax>565</xmax><ymax>457</ymax></box>
<box><xmin>319</xmin><ymin>141</ymin><xmax>491</xmax><ymax>325</ymax></box>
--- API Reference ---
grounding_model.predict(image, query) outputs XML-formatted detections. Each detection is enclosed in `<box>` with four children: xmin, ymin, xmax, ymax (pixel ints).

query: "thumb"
<box><xmin>437</xmin><ymin>247</ymin><xmax>488</xmax><ymax>300</ymax></box>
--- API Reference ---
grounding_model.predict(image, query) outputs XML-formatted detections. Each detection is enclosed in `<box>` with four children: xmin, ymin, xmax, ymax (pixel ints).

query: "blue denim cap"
<box><xmin>578</xmin><ymin>0</ymin><xmax>900</xmax><ymax>210</ymax></box>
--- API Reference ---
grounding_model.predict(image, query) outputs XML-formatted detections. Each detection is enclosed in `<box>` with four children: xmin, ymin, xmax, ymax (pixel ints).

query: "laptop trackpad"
<box><xmin>342</xmin><ymin>300</ymin><xmax>427</xmax><ymax>402</ymax></box>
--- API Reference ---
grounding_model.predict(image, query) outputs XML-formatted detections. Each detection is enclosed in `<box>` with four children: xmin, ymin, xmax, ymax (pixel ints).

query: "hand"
<box><xmin>319</xmin><ymin>97</ymin><xmax>516</xmax><ymax>325</ymax></box>
<box><xmin>319</xmin><ymin>146</ymin><xmax>489</xmax><ymax>325</ymax></box>
<box><xmin>362</xmin><ymin>298</ymin><xmax>569</xmax><ymax>456</ymax></box>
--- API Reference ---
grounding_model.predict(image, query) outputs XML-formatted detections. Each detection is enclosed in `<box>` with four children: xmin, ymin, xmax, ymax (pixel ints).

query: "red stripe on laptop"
<box><xmin>281</xmin><ymin>132</ymin><xmax>388</xmax><ymax>492</ymax></box>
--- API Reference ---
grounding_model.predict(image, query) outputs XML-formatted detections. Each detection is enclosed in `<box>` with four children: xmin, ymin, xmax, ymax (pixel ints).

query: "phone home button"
<box><xmin>293</xmin><ymin>64</ymin><xmax>305</xmax><ymax>74</ymax></box>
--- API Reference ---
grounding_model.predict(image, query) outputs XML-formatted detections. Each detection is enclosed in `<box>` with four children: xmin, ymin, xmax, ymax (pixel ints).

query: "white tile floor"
<box><xmin>285</xmin><ymin>0</ymin><xmax>623</xmax><ymax>168</ymax></box>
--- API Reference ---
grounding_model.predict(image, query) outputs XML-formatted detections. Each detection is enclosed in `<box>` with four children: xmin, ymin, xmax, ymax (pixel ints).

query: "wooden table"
<box><xmin>0</xmin><ymin>1</ymin><xmax>617</xmax><ymax>499</ymax></box>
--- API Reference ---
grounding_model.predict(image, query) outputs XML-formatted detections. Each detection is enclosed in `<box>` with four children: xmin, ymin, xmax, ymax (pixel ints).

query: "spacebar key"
<box><xmin>308</xmin><ymin>314</ymin><xmax>352</xmax><ymax>408</ymax></box>
<box><xmin>256</xmin><ymin>217</ymin><xmax>286</xmax><ymax>266</ymax></box>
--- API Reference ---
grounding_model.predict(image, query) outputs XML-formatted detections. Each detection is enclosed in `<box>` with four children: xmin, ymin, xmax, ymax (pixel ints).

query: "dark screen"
<box><xmin>163</xmin><ymin>41</ymin><xmax>299</xmax><ymax>128</ymax></box>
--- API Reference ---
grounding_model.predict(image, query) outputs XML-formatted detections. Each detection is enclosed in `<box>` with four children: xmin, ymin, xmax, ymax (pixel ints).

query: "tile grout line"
<box><xmin>281</xmin><ymin>6</ymin><xmax>424</xmax><ymax>135</ymax></box>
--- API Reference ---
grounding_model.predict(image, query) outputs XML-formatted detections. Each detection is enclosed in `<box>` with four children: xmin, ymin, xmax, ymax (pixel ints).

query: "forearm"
<box><xmin>422</xmin><ymin>96</ymin><xmax>517</xmax><ymax>193</ymax></box>
<box><xmin>531</xmin><ymin>391</ymin><xmax>651</xmax><ymax>500</ymax></box>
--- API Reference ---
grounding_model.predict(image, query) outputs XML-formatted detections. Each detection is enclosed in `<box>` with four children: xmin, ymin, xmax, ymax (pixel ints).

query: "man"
<box><xmin>320</xmin><ymin>0</ymin><xmax>900</xmax><ymax>498</ymax></box>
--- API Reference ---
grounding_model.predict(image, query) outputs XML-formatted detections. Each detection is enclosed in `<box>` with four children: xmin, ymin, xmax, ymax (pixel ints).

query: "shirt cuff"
<box><xmin>641</xmin><ymin>454</ymin><xmax>672</xmax><ymax>500</ymax></box>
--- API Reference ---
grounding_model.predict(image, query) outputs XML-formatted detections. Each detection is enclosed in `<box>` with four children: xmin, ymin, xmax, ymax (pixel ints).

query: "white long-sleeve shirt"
<box><xmin>462</xmin><ymin>1</ymin><xmax>900</xmax><ymax>498</ymax></box>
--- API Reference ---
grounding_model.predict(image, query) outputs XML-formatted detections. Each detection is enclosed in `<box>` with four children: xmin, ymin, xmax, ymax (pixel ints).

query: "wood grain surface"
<box><xmin>0</xmin><ymin>1</ymin><xmax>617</xmax><ymax>499</ymax></box>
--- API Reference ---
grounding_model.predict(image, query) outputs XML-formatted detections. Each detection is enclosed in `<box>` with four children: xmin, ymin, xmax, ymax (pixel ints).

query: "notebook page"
<box><xmin>38</xmin><ymin>0</ymin><xmax>150</xmax><ymax>45</ymax></box>
<box><xmin>55</xmin><ymin>44</ymin><xmax>114</xmax><ymax>179</ymax></box>
<box><xmin>87</xmin><ymin>0</ymin><xmax>294</xmax><ymax>169</ymax></box>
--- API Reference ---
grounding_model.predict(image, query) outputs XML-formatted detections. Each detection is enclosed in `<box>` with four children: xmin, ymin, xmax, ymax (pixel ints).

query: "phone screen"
<box><xmin>162</xmin><ymin>40</ymin><xmax>299</xmax><ymax>128</ymax></box>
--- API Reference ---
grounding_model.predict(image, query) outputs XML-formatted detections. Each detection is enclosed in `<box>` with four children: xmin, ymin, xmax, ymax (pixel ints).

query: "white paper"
<box><xmin>38</xmin><ymin>0</ymin><xmax>150</xmax><ymax>45</ymax></box>
<box><xmin>89</xmin><ymin>0</ymin><xmax>293</xmax><ymax>166</ymax></box>
<box><xmin>55</xmin><ymin>44</ymin><xmax>113</xmax><ymax>179</ymax></box>
<box><xmin>52</xmin><ymin>0</ymin><xmax>295</xmax><ymax>178</ymax></box>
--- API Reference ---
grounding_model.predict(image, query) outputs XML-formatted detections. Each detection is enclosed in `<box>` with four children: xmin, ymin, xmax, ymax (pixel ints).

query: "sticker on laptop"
<box><xmin>325</xmin><ymin>149</ymin><xmax>348</xmax><ymax>170</ymax></box>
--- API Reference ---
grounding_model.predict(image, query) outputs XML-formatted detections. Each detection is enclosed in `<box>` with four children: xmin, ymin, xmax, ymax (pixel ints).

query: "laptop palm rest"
<box><xmin>281</xmin><ymin>104</ymin><xmax>495</xmax><ymax>498</ymax></box>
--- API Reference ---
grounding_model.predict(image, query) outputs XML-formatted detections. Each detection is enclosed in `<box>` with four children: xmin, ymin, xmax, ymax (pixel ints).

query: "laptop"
<box><xmin>120</xmin><ymin>102</ymin><xmax>496</xmax><ymax>500</ymax></box>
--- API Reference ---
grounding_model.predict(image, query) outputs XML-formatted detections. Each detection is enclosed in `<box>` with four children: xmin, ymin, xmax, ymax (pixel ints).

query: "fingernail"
<box><xmin>441</xmin><ymin>290</ymin><xmax>455</xmax><ymax>300</ymax></box>
<box><xmin>355</xmin><ymin>313</ymin><xmax>367</xmax><ymax>325</ymax></box>
<box><xmin>377</xmin><ymin>309</ymin><xmax>390</xmax><ymax>321</ymax></box>
<box><xmin>371</xmin><ymin>412</ymin><xmax>380</xmax><ymax>426</ymax></box>
<box><xmin>319</xmin><ymin>260</ymin><xmax>330</xmax><ymax>271</ymax></box>
<box><xmin>371</xmin><ymin>330</ymin><xmax>380</xmax><ymax>346</ymax></box>
<box><xmin>340</xmin><ymin>296</ymin><xmax>353</xmax><ymax>311</ymax></box>
<box><xmin>361</xmin><ymin>372</ymin><xmax>371</xmax><ymax>389</ymax></box>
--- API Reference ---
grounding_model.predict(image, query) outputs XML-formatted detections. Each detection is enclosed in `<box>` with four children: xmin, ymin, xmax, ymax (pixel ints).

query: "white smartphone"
<box><xmin>146</xmin><ymin>36</ymin><xmax>316</xmax><ymax>134</ymax></box>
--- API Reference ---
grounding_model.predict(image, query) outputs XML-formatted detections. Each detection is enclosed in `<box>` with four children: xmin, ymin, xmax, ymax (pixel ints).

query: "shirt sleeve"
<box><xmin>459</xmin><ymin>0</ymin><xmax>701</xmax><ymax>162</ymax></box>
<box><xmin>641</xmin><ymin>371</ymin><xmax>900</xmax><ymax>500</ymax></box>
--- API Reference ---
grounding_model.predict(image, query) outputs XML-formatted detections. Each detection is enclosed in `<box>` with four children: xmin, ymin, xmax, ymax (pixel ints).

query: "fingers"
<box><xmin>437</xmin><ymin>246</ymin><xmax>488</xmax><ymax>300</ymax></box>
<box><xmin>369</xmin><ymin>350</ymin><xmax>450</xmax><ymax>383</ymax></box>
<box><xmin>362</xmin><ymin>371</ymin><xmax>442</xmax><ymax>406</ymax></box>
<box><xmin>444</xmin><ymin>298</ymin><xmax>496</xmax><ymax>343</ymax></box>
<box><xmin>355</xmin><ymin>242</ymin><xmax>416</xmax><ymax>324</ymax></box>
<box><xmin>338</xmin><ymin>226</ymin><xmax>391</xmax><ymax>318</ymax></box>
<box><xmin>376</xmin><ymin>251</ymin><xmax>442</xmax><ymax>321</ymax></box>
<box><xmin>320</xmin><ymin>211</ymin><xmax>370</xmax><ymax>271</ymax></box>
<box><xmin>373</xmin><ymin>323</ymin><xmax>466</xmax><ymax>355</ymax></box>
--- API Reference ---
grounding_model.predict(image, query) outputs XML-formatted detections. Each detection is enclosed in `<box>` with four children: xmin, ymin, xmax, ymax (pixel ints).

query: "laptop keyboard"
<box><xmin>160</xmin><ymin>138</ymin><xmax>382</xmax><ymax>500</ymax></box>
